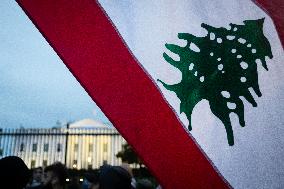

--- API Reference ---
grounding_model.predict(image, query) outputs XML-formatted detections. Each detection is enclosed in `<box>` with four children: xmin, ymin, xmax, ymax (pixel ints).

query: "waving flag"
<box><xmin>17</xmin><ymin>0</ymin><xmax>283</xmax><ymax>188</ymax></box>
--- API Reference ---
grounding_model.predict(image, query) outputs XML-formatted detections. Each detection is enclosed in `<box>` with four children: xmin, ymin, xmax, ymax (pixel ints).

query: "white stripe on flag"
<box><xmin>98</xmin><ymin>0</ymin><xmax>284</xmax><ymax>188</ymax></box>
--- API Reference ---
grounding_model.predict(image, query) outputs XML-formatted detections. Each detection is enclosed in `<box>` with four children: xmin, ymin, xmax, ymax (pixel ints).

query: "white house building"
<box><xmin>0</xmin><ymin>119</ymin><xmax>126</xmax><ymax>169</ymax></box>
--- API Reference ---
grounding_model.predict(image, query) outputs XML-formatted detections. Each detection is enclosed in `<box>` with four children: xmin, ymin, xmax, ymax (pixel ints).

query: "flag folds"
<box><xmin>17</xmin><ymin>0</ymin><xmax>283</xmax><ymax>188</ymax></box>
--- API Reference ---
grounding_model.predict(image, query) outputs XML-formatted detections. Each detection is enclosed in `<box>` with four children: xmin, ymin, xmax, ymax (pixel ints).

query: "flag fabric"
<box><xmin>17</xmin><ymin>0</ymin><xmax>283</xmax><ymax>188</ymax></box>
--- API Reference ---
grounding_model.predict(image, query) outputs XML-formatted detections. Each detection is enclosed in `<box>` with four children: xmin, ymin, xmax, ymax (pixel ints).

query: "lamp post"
<box><xmin>64</xmin><ymin>123</ymin><xmax>69</xmax><ymax>166</ymax></box>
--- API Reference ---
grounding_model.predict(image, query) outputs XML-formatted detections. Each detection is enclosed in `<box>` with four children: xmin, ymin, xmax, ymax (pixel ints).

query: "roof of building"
<box><xmin>69</xmin><ymin>119</ymin><xmax>111</xmax><ymax>129</ymax></box>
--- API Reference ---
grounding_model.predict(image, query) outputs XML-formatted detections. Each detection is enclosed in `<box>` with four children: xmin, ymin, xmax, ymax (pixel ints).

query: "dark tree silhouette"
<box><xmin>116</xmin><ymin>143</ymin><xmax>142</xmax><ymax>166</ymax></box>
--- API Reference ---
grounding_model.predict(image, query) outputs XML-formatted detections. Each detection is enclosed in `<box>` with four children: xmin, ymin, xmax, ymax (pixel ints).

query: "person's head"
<box><xmin>136</xmin><ymin>179</ymin><xmax>154</xmax><ymax>189</ymax></box>
<box><xmin>0</xmin><ymin>156</ymin><xmax>31</xmax><ymax>189</ymax></box>
<box><xmin>33</xmin><ymin>167</ymin><xmax>43</xmax><ymax>182</ymax></box>
<box><xmin>43</xmin><ymin>162</ymin><xmax>68</xmax><ymax>188</ymax></box>
<box><xmin>120</xmin><ymin>162</ymin><xmax>133</xmax><ymax>177</ymax></box>
<box><xmin>99</xmin><ymin>165</ymin><xmax>133</xmax><ymax>189</ymax></box>
<box><xmin>83</xmin><ymin>172</ymin><xmax>99</xmax><ymax>189</ymax></box>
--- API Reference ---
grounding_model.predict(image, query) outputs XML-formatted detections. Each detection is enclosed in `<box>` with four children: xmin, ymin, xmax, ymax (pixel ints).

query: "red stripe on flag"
<box><xmin>254</xmin><ymin>0</ymin><xmax>284</xmax><ymax>47</ymax></box>
<box><xmin>16</xmin><ymin>0</ymin><xmax>230</xmax><ymax>188</ymax></box>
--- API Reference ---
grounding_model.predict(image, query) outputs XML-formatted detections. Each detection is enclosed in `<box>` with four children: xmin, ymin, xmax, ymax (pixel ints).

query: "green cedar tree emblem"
<box><xmin>158</xmin><ymin>18</ymin><xmax>273</xmax><ymax>146</ymax></box>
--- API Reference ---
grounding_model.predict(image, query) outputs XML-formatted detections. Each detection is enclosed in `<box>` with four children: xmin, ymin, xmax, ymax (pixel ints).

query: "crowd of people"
<box><xmin>0</xmin><ymin>156</ymin><xmax>159</xmax><ymax>189</ymax></box>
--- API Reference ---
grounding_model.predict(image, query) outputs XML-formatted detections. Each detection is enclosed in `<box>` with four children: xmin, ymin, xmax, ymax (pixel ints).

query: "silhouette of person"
<box><xmin>0</xmin><ymin>156</ymin><xmax>31</xmax><ymax>189</ymax></box>
<box><xmin>42</xmin><ymin>162</ymin><xmax>68</xmax><ymax>189</ymax></box>
<box><xmin>26</xmin><ymin>167</ymin><xmax>43</xmax><ymax>189</ymax></box>
<box><xmin>98</xmin><ymin>165</ymin><xmax>133</xmax><ymax>189</ymax></box>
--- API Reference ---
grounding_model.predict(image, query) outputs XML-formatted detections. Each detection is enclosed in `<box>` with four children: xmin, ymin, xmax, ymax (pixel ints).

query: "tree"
<box><xmin>116</xmin><ymin>143</ymin><xmax>142</xmax><ymax>167</ymax></box>
<box><xmin>158</xmin><ymin>18</ymin><xmax>272</xmax><ymax>146</ymax></box>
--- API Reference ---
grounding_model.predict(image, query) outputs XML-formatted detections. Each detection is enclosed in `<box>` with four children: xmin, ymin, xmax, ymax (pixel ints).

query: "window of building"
<box><xmin>87</xmin><ymin>157</ymin><xmax>92</xmax><ymax>163</ymax></box>
<box><xmin>88</xmin><ymin>143</ymin><xmax>93</xmax><ymax>153</ymax></box>
<box><xmin>103</xmin><ymin>143</ymin><xmax>108</xmax><ymax>153</ymax></box>
<box><xmin>73</xmin><ymin>160</ymin><xmax>77</xmax><ymax>169</ymax></box>
<box><xmin>43</xmin><ymin>160</ymin><xmax>47</xmax><ymax>167</ymax></box>
<box><xmin>32</xmin><ymin>143</ymin><xmax>37</xmax><ymax>152</ymax></box>
<box><xmin>44</xmin><ymin>144</ymin><xmax>49</xmax><ymax>152</ymax></box>
<box><xmin>57</xmin><ymin>143</ymin><xmax>61</xmax><ymax>152</ymax></box>
<box><xmin>0</xmin><ymin>149</ymin><xmax>3</xmax><ymax>156</ymax></box>
<box><xmin>20</xmin><ymin>143</ymin><xmax>24</xmax><ymax>152</ymax></box>
<box><xmin>74</xmin><ymin>144</ymin><xmax>78</xmax><ymax>152</ymax></box>
<box><xmin>31</xmin><ymin>160</ymin><xmax>36</xmax><ymax>168</ymax></box>
<box><xmin>87</xmin><ymin>164</ymin><xmax>92</xmax><ymax>170</ymax></box>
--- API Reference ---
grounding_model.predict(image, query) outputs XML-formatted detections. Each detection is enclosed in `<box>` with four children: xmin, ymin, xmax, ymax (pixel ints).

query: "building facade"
<box><xmin>0</xmin><ymin>119</ymin><xmax>126</xmax><ymax>169</ymax></box>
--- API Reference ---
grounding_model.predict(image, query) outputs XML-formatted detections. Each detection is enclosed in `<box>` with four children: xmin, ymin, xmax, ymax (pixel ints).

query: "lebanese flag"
<box><xmin>17</xmin><ymin>0</ymin><xmax>283</xmax><ymax>188</ymax></box>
